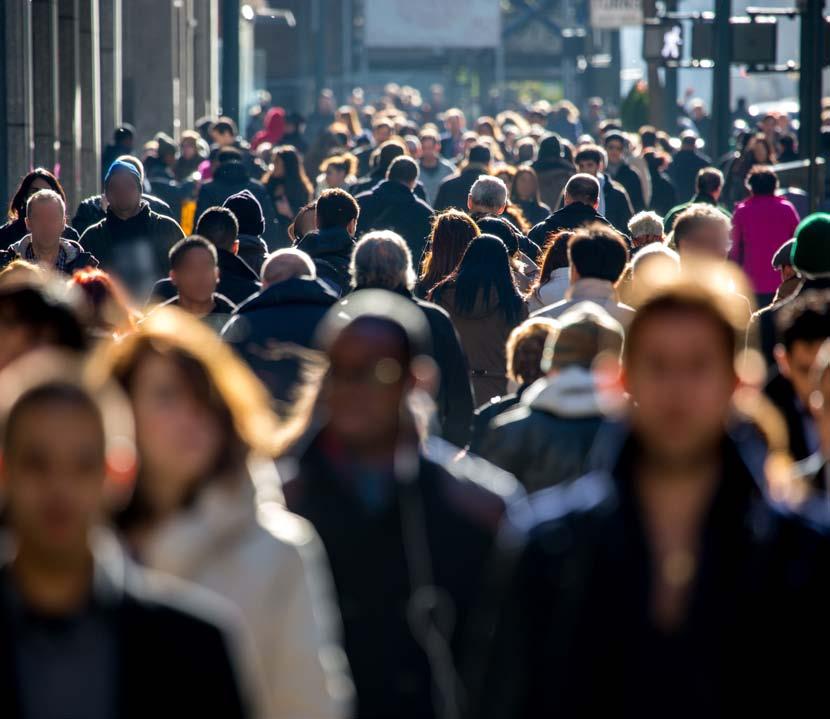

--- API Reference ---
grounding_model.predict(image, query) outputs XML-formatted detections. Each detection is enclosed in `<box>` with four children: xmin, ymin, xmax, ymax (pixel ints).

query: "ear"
<box><xmin>232</xmin><ymin>239</ymin><xmax>240</xmax><ymax>256</ymax></box>
<box><xmin>593</xmin><ymin>198</ymin><xmax>600</xmax><ymax>209</ymax></box>
<box><xmin>774</xmin><ymin>344</ymin><xmax>791</xmax><ymax>379</ymax></box>
<box><xmin>467</xmin><ymin>195</ymin><xmax>474</xmax><ymax>210</ymax></box>
<box><xmin>169</xmin><ymin>270</ymin><xmax>176</xmax><ymax>285</ymax></box>
<box><xmin>24</xmin><ymin>216</ymin><xmax>32</xmax><ymax>232</ymax></box>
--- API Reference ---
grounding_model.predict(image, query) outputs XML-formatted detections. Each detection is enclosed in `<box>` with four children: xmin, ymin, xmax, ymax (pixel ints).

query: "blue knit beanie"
<box><xmin>104</xmin><ymin>159</ymin><xmax>142</xmax><ymax>190</ymax></box>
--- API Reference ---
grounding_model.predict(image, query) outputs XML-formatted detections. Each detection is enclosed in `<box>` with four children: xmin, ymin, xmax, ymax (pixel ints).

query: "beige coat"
<box><xmin>141</xmin><ymin>459</ymin><xmax>353</xmax><ymax>718</ymax></box>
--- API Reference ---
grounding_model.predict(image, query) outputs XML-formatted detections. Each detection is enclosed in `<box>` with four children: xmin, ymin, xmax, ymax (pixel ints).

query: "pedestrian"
<box><xmin>0</xmin><ymin>169</ymin><xmax>80</xmax><ymax>249</ymax></box>
<box><xmin>251</xmin><ymin>106</ymin><xmax>286</xmax><ymax>151</ymax></box>
<box><xmin>95</xmin><ymin>311</ymin><xmax>352</xmax><ymax>718</ymax></box>
<box><xmin>574</xmin><ymin>144</ymin><xmax>634</xmax><ymax>235</ymax></box>
<box><xmin>316</xmin><ymin>154</ymin><xmax>359</xmax><ymax>196</ymax></box>
<box><xmin>434</xmin><ymin>144</ymin><xmax>492</xmax><ymax>212</ymax></box>
<box><xmin>604</xmin><ymin>132</ymin><xmax>645</xmax><ymax>212</ymax></box>
<box><xmin>526</xmin><ymin>230</ymin><xmax>574</xmax><ymax>312</ymax></box>
<box><xmin>431</xmin><ymin>234</ymin><xmax>529</xmax><ymax>405</ymax></box>
<box><xmin>668</xmin><ymin>130</ymin><xmax>711</xmax><ymax>203</ymax></box>
<box><xmin>223</xmin><ymin>189</ymin><xmax>271</xmax><ymax>274</ymax></box>
<box><xmin>101</xmin><ymin>123</ymin><xmax>135</xmax><ymax>180</ymax></box>
<box><xmin>418</xmin><ymin>128</ymin><xmax>457</xmax><ymax>205</ymax></box>
<box><xmin>264</xmin><ymin>145</ymin><xmax>314</xmax><ymax>246</ymax></box>
<box><xmin>531</xmin><ymin>134</ymin><xmax>576</xmax><ymax>212</ymax></box>
<box><xmin>663</xmin><ymin>166</ymin><xmax>730</xmax><ymax>232</ymax></box>
<box><xmin>643</xmin><ymin>149</ymin><xmax>677</xmax><ymax>216</ymax></box>
<box><xmin>627</xmin><ymin>210</ymin><xmax>665</xmax><ymax>251</ymax></box>
<box><xmin>510</xmin><ymin>166</ymin><xmax>552</xmax><ymax>226</ymax></box>
<box><xmin>416</xmin><ymin>208</ymin><xmax>479</xmax><ymax>299</ymax></box>
<box><xmin>69</xmin><ymin>267</ymin><xmax>139</xmax><ymax>341</ymax></box>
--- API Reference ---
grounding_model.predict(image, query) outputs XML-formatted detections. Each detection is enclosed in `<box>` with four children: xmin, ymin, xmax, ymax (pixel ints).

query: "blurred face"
<box><xmin>577</xmin><ymin>159</ymin><xmax>600</xmax><ymax>176</ymax></box>
<box><xmin>374</xmin><ymin>125</ymin><xmax>392</xmax><ymax>144</ymax></box>
<box><xmin>129</xmin><ymin>353</ymin><xmax>222</xmax><ymax>512</ymax></box>
<box><xmin>211</xmin><ymin>128</ymin><xmax>235</xmax><ymax>147</ymax></box>
<box><xmin>25</xmin><ymin>199</ymin><xmax>65</xmax><ymax>245</ymax></box>
<box><xmin>514</xmin><ymin>172</ymin><xmax>536</xmax><ymax>200</ymax></box>
<box><xmin>27</xmin><ymin>178</ymin><xmax>52</xmax><ymax>199</ymax></box>
<box><xmin>271</xmin><ymin>155</ymin><xmax>285</xmax><ymax>178</ymax></box>
<box><xmin>326</xmin><ymin>166</ymin><xmax>347</xmax><ymax>188</ymax></box>
<box><xmin>171</xmin><ymin>247</ymin><xmax>218</xmax><ymax>305</ymax></box>
<box><xmin>677</xmin><ymin>220</ymin><xmax>730</xmax><ymax>261</ymax></box>
<box><xmin>181</xmin><ymin>141</ymin><xmax>197</xmax><ymax>160</ymax></box>
<box><xmin>605</xmin><ymin>141</ymin><xmax>624</xmax><ymax>165</ymax></box>
<box><xmin>752</xmin><ymin>141</ymin><xmax>769</xmax><ymax>163</ymax></box>
<box><xmin>625</xmin><ymin>311</ymin><xmax>736</xmax><ymax>464</ymax></box>
<box><xmin>3</xmin><ymin>400</ymin><xmax>105</xmax><ymax>561</ymax></box>
<box><xmin>421</xmin><ymin>137</ymin><xmax>438</xmax><ymax>160</ymax></box>
<box><xmin>446</xmin><ymin>115</ymin><xmax>463</xmax><ymax>135</ymax></box>
<box><xmin>777</xmin><ymin>340</ymin><xmax>825</xmax><ymax>408</ymax></box>
<box><xmin>324</xmin><ymin>323</ymin><xmax>410</xmax><ymax>452</ymax></box>
<box><xmin>105</xmin><ymin>172</ymin><xmax>142</xmax><ymax>217</ymax></box>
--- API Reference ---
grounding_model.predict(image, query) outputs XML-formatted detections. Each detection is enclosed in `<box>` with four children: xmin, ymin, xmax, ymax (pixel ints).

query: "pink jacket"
<box><xmin>730</xmin><ymin>194</ymin><xmax>800</xmax><ymax>294</ymax></box>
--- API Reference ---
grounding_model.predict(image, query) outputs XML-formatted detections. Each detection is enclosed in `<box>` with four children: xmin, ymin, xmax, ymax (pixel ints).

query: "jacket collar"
<box><xmin>10</xmin><ymin>234</ymin><xmax>83</xmax><ymax>263</ymax></box>
<box><xmin>217</xmin><ymin>248</ymin><xmax>258</xmax><ymax>279</ymax></box>
<box><xmin>523</xmin><ymin>367</ymin><xmax>604</xmax><ymax>418</ymax></box>
<box><xmin>296</xmin><ymin>227</ymin><xmax>354</xmax><ymax>256</ymax></box>
<box><xmin>566</xmin><ymin>277</ymin><xmax>617</xmax><ymax>302</ymax></box>
<box><xmin>235</xmin><ymin>276</ymin><xmax>337</xmax><ymax>314</ymax></box>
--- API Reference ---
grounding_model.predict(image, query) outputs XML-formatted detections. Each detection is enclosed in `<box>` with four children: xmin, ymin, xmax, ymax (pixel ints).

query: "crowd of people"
<box><xmin>1</xmin><ymin>82</ymin><xmax>830</xmax><ymax>718</ymax></box>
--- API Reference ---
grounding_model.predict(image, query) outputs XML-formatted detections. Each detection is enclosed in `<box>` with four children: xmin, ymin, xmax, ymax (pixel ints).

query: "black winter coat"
<box><xmin>515</xmin><ymin>199</ymin><xmax>551</xmax><ymax>227</ymax></box>
<box><xmin>668</xmin><ymin>149</ymin><xmax>711</xmax><ymax>204</ymax></box>
<box><xmin>356</xmin><ymin>181</ymin><xmax>434</xmax><ymax>261</ymax></box>
<box><xmin>0</xmin><ymin>217</ymin><xmax>79</xmax><ymax>250</ymax></box>
<box><xmin>71</xmin><ymin>193</ymin><xmax>174</xmax><ymax>237</ymax></box>
<box><xmin>609</xmin><ymin>162</ymin><xmax>645</xmax><ymax>212</ymax></box>
<box><xmin>237</xmin><ymin>233</ymin><xmax>269</xmax><ymax>275</ymax></box>
<box><xmin>764</xmin><ymin>371</ymin><xmax>814</xmax><ymax>461</ymax></box>
<box><xmin>602</xmin><ymin>177</ymin><xmax>635</xmax><ymax>235</ymax></box>
<box><xmin>149</xmin><ymin>249</ymin><xmax>261</xmax><ymax>307</ymax></box>
<box><xmin>648</xmin><ymin>166</ymin><xmax>678</xmax><ymax>216</ymax></box>
<box><xmin>434</xmin><ymin>167</ymin><xmax>488</xmax><ymax>212</ymax></box>
<box><xmin>473</xmin><ymin>432</ymin><xmax>830</xmax><ymax>718</ymax></box>
<box><xmin>294</xmin><ymin>227</ymin><xmax>355</xmax><ymax>297</ymax></box>
<box><xmin>528</xmin><ymin>202</ymin><xmax>616</xmax><ymax>248</ymax></box>
<box><xmin>222</xmin><ymin>277</ymin><xmax>338</xmax><ymax>402</ymax></box>
<box><xmin>349</xmin><ymin>173</ymin><xmax>429</xmax><ymax>202</ymax></box>
<box><xmin>282</xmin><ymin>432</ymin><xmax>519</xmax><ymax>719</ymax></box>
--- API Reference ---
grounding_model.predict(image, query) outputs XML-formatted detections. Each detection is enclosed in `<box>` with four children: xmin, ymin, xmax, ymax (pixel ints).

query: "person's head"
<box><xmin>542</xmin><ymin>302</ymin><xmax>624</xmax><ymax>376</ymax></box>
<box><xmin>270</xmin><ymin>145</ymin><xmax>312</xmax><ymax>192</ymax></box>
<box><xmin>468</xmin><ymin>175</ymin><xmax>508</xmax><ymax>215</ymax></box>
<box><xmin>443</xmin><ymin>108</ymin><xmax>466</xmax><ymax>135</ymax></box>
<box><xmin>195</xmin><ymin>205</ymin><xmax>239</xmax><ymax>253</ymax></box>
<box><xmin>371</xmin><ymin>118</ymin><xmax>394</xmax><ymax>145</ymax></box>
<box><xmin>791</xmin><ymin>213</ymin><xmax>830</xmax><ymax>279</ymax></box>
<box><xmin>321</xmin><ymin>154</ymin><xmax>357</xmax><ymax>189</ymax></box>
<box><xmin>350</xmin><ymin>231</ymin><xmax>416</xmax><ymax>292</ymax></box>
<box><xmin>179</xmin><ymin>130</ymin><xmax>200</xmax><ymax>160</ymax></box>
<box><xmin>431</xmin><ymin>234</ymin><xmax>524</xmax><ymax>324</ymax></box>
<box><xmin>627</xmin><ymin>244</ymin><xmax>681</xmax><ymax>307</ymax></box>
<box><xmin>746</xmin><ymin>133</ymin><xmax>775</xmax><ymax>164</ymax></box>
<box><xmin>623</xmin><ymin>282</ymin><xmax>741</xmax><ymax>463</ymax></box>
<box><xmin>24</xmin><ymin>190</ymin><xmax>66</xmax><ymax>247</ymax></box>
<box><xmin>419</xmin><ymin>209</ymin><xmax>480</xmax><ymax>292</ymax></box>
<box><xmin>627</xmin><ymin>210</ymin><xmax>664</xmax><ymax>248</ymax></box>
<box><xmin>316</xmin><ymin>188</ymin><xmax>359</xmax><ymax>234</ymax></box>
<box><xmin>567</xmin><ymin>224</ymin><xmax>629</xmax><ymax>285</ymax></box>
<box><xmin>574</xmin><ymin>145</ymin><xmax>604</xmax><ymax>176</ymax></box>
<box><xmin>288</xmin><ymin>202</ymin><xmax>317</xmax><ymax>243</ymax></box>
<box><xmin>104</xmin><ymin>159</ymin><xmax>143</xmax><ymax>218</ymax></box>
<box><xmin>419</xmin><ymin>129</ymin><xmax>442</xmax><ymax>160</ymax></box>
<box><xmin>94</xmin><ymin>308</ymin><xmax>287</xmax><ymax>527</ymax></box>
<box><xmin>0</xmin><ymin>284</ymin><xmax>87</xmax><ymax>371</ymax></box>
<box><xmin>695</xmin><ymin>167</ymin><xmax>724</xmax><ymax>202</ymax></box>
<box><xmin>211</xmin><ymin>117</ymin><xmax>238</xmax><ymax>146</ymax></box>
<box><xmin>8</xmin><ymin>169</ymin><xmax>66</xmax><ymax>221</ymax></box>
<box><xmin>680</xmin><ymin>130</ymin><xmax>699</xmax><ymax>151</ymax></box>
<box><xmin>506</xmin><ymin>318</ymin><xmax>559</xmax><ymax>386</ymax></box>
<box><xmin>563</xmin><ymin>173</ymin><xmax>601</xmax><ymax>208</ymax></box>
<box><xmin>465</xmin><ymin>143</ymin><xmax>492</xmax><ymax>170</ymax></box>
<box><xmin>603</xmin><ymin>132</ymin><xmax>627</xmax><ymax>166</ymax></box>
<box><xmin>746</xmin><ymin>165</ymin><xmax>778</xmax><ymax>196</ymax></box>
<box><xmin>371</xmin><ymin>139</ymin><xmax>407</xmax><ymax>177</ymax></box>
<box><xmin>774</xmin><ymin>291</ymin><xmax>830</xmax><ymax>408</ymax></box>
<box><xmin>690</xmin><ymin>99</ymin><xmax>707</xmax><ymax>121</ymax></box>
<box><xmin>772</xmin><ymin>238</ymin><xmax>798</xmax><ymax>284</ymax></box>
<box><xmin>70</xmin><ymin>268</ymin><xmax>137</xmax><ymax>338</ymax></box>
<box><xmin>511</xmin><ymin>167</ymin><xmax>541</xmax><ymax>203</ymax></box>
<box><xmin>317</xmin><ymin>89</ymin><xmax>335</xmax><ymax>115</ymax></box>
<box><xmin>639</xmin><ymin>125</ymin><xmax>658</xmax><ymax>149</ymax></box>
<box><xmin>168</xmin><ymin>236</ymin><xmax>219</xmax><ymax>305</ymax></box>
<box><xmin>533</xmin><ymin>230</ymin><xmax>573</xmax><ymax>291</ymax></box>
<box><xmin>779</xmin><ymin>134</ymin><xmax>796</xmax><ymax>156</ymax></box>
<box><xmin>386</xmin><ymin>156</ymin><xmax>419</xmax><ymax>190</ymax></box>
<box><xmin>261</xmin><ymin>248</ymin><xmax>316</xmax><ymax>288</ymax></box>
<box><xmin>672</xmin><ymin>204</ymin><xmax>732</xmax><ymax>260</ymax></box>
<box><xmin>222</xmin><ymin>190</ymin><xmax>264</xmax><ymax>238</ymax></box>
<box><xmin>0</xmin><ymin>260</ymin><xmax>46</xmax><ymax>289</ymax></box>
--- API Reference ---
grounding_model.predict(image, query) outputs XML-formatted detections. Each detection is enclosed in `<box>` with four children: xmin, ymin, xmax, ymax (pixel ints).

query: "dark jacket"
<box><xmin>237</xmin><ymin>233</ymin><xmax>269</xmax><ymax>275</ymax></box>
<box><xmin>281</xmin><ymin>431</ymin><xmax>520</xmax><ymax>719</ymax></box>
<box><xmin>468</xmin><ymin>388</ymin><xmax>526</xmax><ymax>454</ymax></box>
<box><xmin>149</xmin><ymin>249</ymin><xmax>261</xmax><ymax>307</ymax></box>
<box><xmin>668</xmin><ymin>148</ymin><xmax>711</xmax><ymax>203</ymax></box>
<box><xmin>530</xmin><ymin>158</ymin><xmax>574</xmax><ymax>211</ymax></box>
<box><xmin>71</xmin><ymin>193</ymin><xmax>174</xmax><ymax>237</ymax></box>
<box><xmin>764</xmin><ymin>371</ymin><xmax>815</xmax><ymax>461</ymax></box>
<box><xmin>222</xmin><ymin>277</ymin><xmax>338</xmax><ymax>402</ymax></box>
<box><xmin>196</xmin><ymin>162</ymin><xmax>278</xmax><ymax>249</ymax></box>
<box><xmin>476</xmin><ymin>370</ymin><xmax>605</xmax><ymax>492</ymax></box>
<box><xmin>528</xmin><ymin>201</ymin><xmax>615</xmax><ymax>249</ymax></box>
<box><xmin>0</xmin><ymin>545</ymin><xmax>253</xmax><ymax>719</ymax></box>
<box><xmin>0</xmin><ymin>235</ymin><xmax>99</xmax><ymax>275</ymax></box>
<box><xmin>434</xmin><ymin>166</ymin><xmax>489</xmax><ymax>212</ymax></box>
<box><xmin>294</xmin><ymin>227</ymin><xmax>355</xmax><ymax>297</ymax></box>
<box><xmin>602</xmin><ymin>176</ymin><xmax>635</xmax><ymax>235</ymax></box>
<box><xmin>153</xmin><ymin>294</ymin><xmax>237</xmax><ymax>334</ymax></box>
<box><xmin>515</xmin><ymin>199</ymin><xmax>551</xmax><ymax>228</ymax></box>
<box><xmin>356</xmin><ymin>181</ymin><xmax>435</xmax><ymax>261</ymax></box>
<box><xmin>473</xmin><ymin>431</ymin><xmax>830</xmax><ymax>718</ymax></box>
<box><xmin>663</xmin><ymin>193</ymin><xmax>731</xmax><ymax>233</ymax></box>
<box><xmin>647</xmin><ymin>165</ymin><xmax>678</xmax><ymax>217</ymax></box>
<box><xmin>0</xmin><ymin>217</ymin><xmax>79</xmax><ymax>250</ymax></box>
<box><xmin>350</xmin><ymin>173</ymin><xmax>429</xmax><ymax>203</ymax></box>
<box><xmin>80</xmin><ymin>202</ymin><xmax>185</xmax><ymax>300</ymax></box>
<box><xmin>609</xmin><ymin>162</ymin><xmax>645</xmax><ymax>213</ymax></box>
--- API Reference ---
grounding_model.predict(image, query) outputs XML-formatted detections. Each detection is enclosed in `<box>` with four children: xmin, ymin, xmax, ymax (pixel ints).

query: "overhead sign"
<box><xmin>364</xmin><ymin>0</ymin><xmax>501</xmax><ymax>49</ymax></box>
<box><xmin>590</xmin><ymin>0</ymin><xmax>643</xmax><ymax>29</ymax></box>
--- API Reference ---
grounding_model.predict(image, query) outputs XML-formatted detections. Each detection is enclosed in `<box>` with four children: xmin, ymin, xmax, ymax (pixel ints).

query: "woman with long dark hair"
<box><xmin>264</xmin><ymin>145</ymin><xmax>314</xmax><ymax>246</ymax></box>
<box><xmin>725</xmin><ymin>133</ymin><xmax>777</xmax><ymax>207</ymax></box>
<box><xmin>416</xmin><ymin>209</ymin><xmax>479</xmax><ymax>298</ymax></box>
<box><xmin>430</xmin><ymin>234</ymin><xmax>528</xmax><ymax>405</ymax></box>
<box><xmin>0</xmin><ymin>169</ymin><xmax>80</xmax><ymax>249</ymax></box>
<box><xmin>510</xmin><ymin>166</ymin><xmax>551</xmax><ymax>226</ymax></box>
<box><xmin>527</xmin><ymin>230</ymin><xmax>573</xmax><ymax>312</ymax></box>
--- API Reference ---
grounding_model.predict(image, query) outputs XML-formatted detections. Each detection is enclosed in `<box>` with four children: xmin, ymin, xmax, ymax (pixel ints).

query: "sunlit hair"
<box><xmin>350</xmin><ymin>231</ymin><xmax>416</xmax><ymax>291</ymax></box>
<box><xmin>288</xmin><ymin>201</ymin><xmax>317</xmax><ymax>243</ymax></box>
<box><xmin>506</xmin><ymin>318</ymin><xmax>558</xmax><ymax>385</ymax></box>
<box><xmin>320</xmin><ymin>153</ymin><xmax>358</xmax><ymax>178</ymax></box>
<box><xmin>7</xmin><ymin>168</ymin><xmax>66</xmax><ymax>220</ymax></box>
<box><xmin>418</xmin><ymin>209</ymin><xmax>480</xmax><ymax>296</ymax></box>
<box><xmin>528</xmin><ymin>230</ymin><xmax>573</xmax><ymax>299</ymax></box>
<box><xmin>69</xmin><ymin>268</ymin><xmax>139</xmax><ymax>338</ymax></box>
<box><xmin>0</xmin><ymin>259</ymin><xmax>46</xmax><ymax>289</ymax></box>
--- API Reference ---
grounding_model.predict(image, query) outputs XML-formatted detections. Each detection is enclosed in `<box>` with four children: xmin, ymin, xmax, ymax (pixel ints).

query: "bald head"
<box><xmin>261</xmin><ymin>248</ymin><xmax>316</xmax><ymax>288</ymax></box>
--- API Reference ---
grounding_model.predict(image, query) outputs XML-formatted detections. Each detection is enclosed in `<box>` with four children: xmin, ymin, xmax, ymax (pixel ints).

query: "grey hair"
<box><xmin>469</xmin><ymin>175</ymin><xmax>508</xmax><ymax>211</ymax></box>
<box><xmin>26</xmin><ymin>189</ymin><xmax>65</xmax><ymax>216</ymax></box>
<box><xmin>630</xmin><ymin>242</ymin><xmax>680</xmax><ymax>273</ymax></box>
<box><xmin>350</xmin><ymin>231</ymin><xmax>417</xmax><ymax>291</ymax></box>
<box><xmin>261</xmin><ymin>248</ymin><xmax>316</xmax><ymax>282</ymax></box>
<box><xmin>627</xmin><ymin>210</ymin><xmax>664</xmax><ymax>239</ymax></box>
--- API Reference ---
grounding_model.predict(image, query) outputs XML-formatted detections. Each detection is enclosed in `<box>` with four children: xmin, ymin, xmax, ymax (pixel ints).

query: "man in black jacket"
<box><xmin>0</xmin><ymin>372</ymin><xmax>256</xmax><ymax>719</ymax></box>
<box><xmin>574</xmin><ymin>144</ymin><xmax>634</xmax><ymax>235</ymax></box>
<box><xmin>281</xmin><ymin>290</ymin><xmax>520</xmax><ymax>719</ymax></box>
<box><xmin>222</xmin><ymin>248</ymin><xmax>338</xmax><ymax>403</ymax></box>
<box><xmin>295</xmin><ymin>188</ymin><xmax>358</xmax><ymax>297</ymax></box>
<box><xmin>150</xmin><ymin>206</ymin><xmax>260</xmax><ymax>306</ymax></box>
<box><xmin>604</xmin><ymin>132</ymin><xmax>645</xmax><ymax>212</ymax></box>
<box><xmin>668</xmin><ymin>130</ymin><xmax>712</xmax><ymax>203</ymax></box>
<box><xmin>474</xmin><ymin>279</ymin><xmax>830</xmax><ymax>718</ymax></box>
<box><xmin>348</xmin><ymin>231</ymin><xmax>475</xmax><ymax>447</ymax></box>
<box><xmin>433</xmin><ymin>144</ymin><xmax>491</xmax><ymax>211</ymax></box>
<box><xmin>80</xmin><ymin>160</ymin><xmax>185</xmax><ymax>301</ymax></box>
<box><xmin>356</xmin><ymin>157</ymin><xmax>434</xmax><ymax>261</ymax></box>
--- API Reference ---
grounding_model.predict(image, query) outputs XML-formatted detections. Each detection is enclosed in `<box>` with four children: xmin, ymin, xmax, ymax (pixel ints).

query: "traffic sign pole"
<box><xmin>712</xmin><ymin>0</ymin><xmax>733</xmax><ymax>160</ymax></box>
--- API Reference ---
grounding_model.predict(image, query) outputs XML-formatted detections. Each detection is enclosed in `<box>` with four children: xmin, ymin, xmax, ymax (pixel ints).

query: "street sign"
<box><xmin>591</xmin><ymin>0</ymin><xmax>643</xmax><ymax>29</ymax></box>
<box><xmin>643</xmin><ymin>22</ymin><xmax>684</xmax><ymax>63</ymax></box>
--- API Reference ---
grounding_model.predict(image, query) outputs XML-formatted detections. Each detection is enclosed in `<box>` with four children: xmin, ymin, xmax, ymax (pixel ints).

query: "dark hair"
<box><xmin>476</xmin><ymin>216</ymin><xmax>519</xmax><ymax>256</ymax></box>
<box><xmin>603</xmin><ymin>132</ymin><xmax>627</xmax><ymax>149</ymax></box>
<box><xmin>537</xmin><ymin>134</ymin><xmax>563</xmax><ymax>162</ymax></box>
<box><xmin>316</xmin><ymin>188</ymin><xmax>359</xmax><ymax>229</ymax></box>
<box><xmin>575</xmin><ymin>145</ymin><xmax>603</xmax><ymax>166</ymax></box>
<box><xmin>775</xmin><ymin>290</ymin><xmax>830</xmax><ymax>351</ymax></box>
<box><xmin>506</xmin><ymin>319</ymin><xmax>557</xmax><ymax>385</ymax></box>
<box><xmin>567</xmin><ymin>224</ymin><xmax>629</xmax><ymax>283</ymax></box>
<box><xmin>387</xmin><ymin>156</ymin><xmax>419</xmax><ymax>185</ymax></box>
<box><xmin>8</xmin><ymin>168</ymin><xmax>66</xmax><ymax>221</ymax></box>
<box><xmin>696</xmin><ymin>167</ymin><xmax>724</xmax><ymax>195</ymax></box>
<box><xmin>195</xmin><ymin>206</ymin><xmax>239</xmax><ymax>251</ymax></box>
<box><xmin>746</xmin><ymin>165</ymin><xmax>778</xmax><ymax>195</ymax></box>
<box><xmin>639</xmin><ymin>126</ymin><xmax>657</xmax><ymax>148</ymax></box>
<box><xmin>270</xmin><ymin>145</ymin><xmax>314</xmax><ymax>202</ymax></box>
<box><xmin>169</xmin><ymin>235</ymin><xmax>218</xmax><ymax>270</ymax></box>
<box><xmin>217</xmin><ymin>147</ymin><xmax>243</xmax><ymax>165</ymax></box>
<box><xmin>564</xmin><ymin>174</ymin><xmax>600</xmax><ymax>205</ymax></box>
<box><xmin>430</xmin><ymin>234</ymin><xmax>525</xmax><ymax>324</ymax></box>
<box><xmin>419</xmin><ymin>210</ymin><xmax>480</xmax><ymax>295</ymax></box>
<box><xmin>530</xmin><ymin>230</ymin><xmax>573</xmax><ymax>296</ymax></box>
<box><xmin>0</xmin><ymin>285</ymin><xmax>87</xmax><ymax>353</ymax></box>
<box><xmin>372</xmin><ymin>140</ymin><xmax>406</xmax><ymax>176</ymax></box>
<box><xmin>213</xmin><ymin>117</ymin><xmax>238</xmax><ymax>136</ymax></box>
<box><xmin>113</xmin><ymin>124</ymin><xmax>135</xmax><ymax>143</ymax></box>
